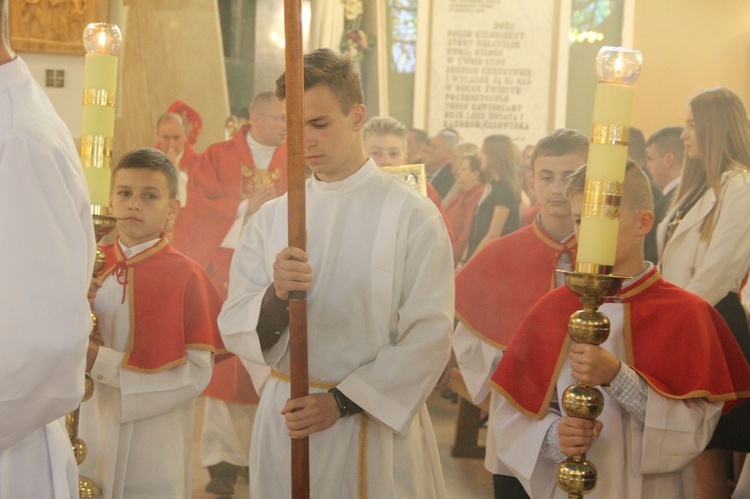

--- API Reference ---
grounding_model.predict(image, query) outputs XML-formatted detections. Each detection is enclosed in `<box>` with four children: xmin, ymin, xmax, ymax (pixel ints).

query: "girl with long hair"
<box><xmin>658</xmin><ymin>86</ymin><xmax>750</xmax><ymax>498</ymax></box>
<box><xmin>460</xmin><ymin>134</ymin><xmax>521</xmax><ymax>264</ymax></box>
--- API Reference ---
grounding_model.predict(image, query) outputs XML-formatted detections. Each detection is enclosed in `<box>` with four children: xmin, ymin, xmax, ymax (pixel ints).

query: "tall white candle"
<box><xmin>80</xmin><ymin>23</ymin><xmax>122</xmax><ymax>209</ymax></box>
<box><xmin>576</xmin><ymin>47</ymin><xmax>642</xmax><ymax>275</ymax></box>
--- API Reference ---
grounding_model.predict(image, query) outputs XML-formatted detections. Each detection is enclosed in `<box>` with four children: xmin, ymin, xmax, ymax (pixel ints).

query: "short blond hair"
<box><xmin>454</xmin><ymin>142</ymin><xmax>479</xmax><ymax>159</ymax></box>
<box><xmin>363</xmin><ymin>116</ymin><xmax>407</xmax><ymax>149</ymax></box>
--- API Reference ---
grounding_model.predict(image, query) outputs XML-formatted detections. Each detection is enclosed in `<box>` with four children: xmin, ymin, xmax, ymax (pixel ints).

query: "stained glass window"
<box><xmin>389</xmin><ymin>0</ymin><xmax>418</xmax><ymax>73</ymax></box>
<box><xmin>569</xmin><ymin>0</ymin><xmax>622</xmax><ymax>44</ymax></box>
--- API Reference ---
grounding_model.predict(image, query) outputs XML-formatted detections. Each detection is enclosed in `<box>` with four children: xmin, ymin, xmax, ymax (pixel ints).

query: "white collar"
<box><xmin>117</xmin><ymin>238</ymin><xmax>161</xmax><ymax>259</ymax></box>
<box><xmin>246</xmin><ymin>131</ymin><xmax>277</xmax><ymax>153</ymax></box>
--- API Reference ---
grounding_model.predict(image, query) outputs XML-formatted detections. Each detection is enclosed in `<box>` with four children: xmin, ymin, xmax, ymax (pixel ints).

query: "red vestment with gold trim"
<box><xmin>490</xmin><ymin>266</ymin><xmax>750</xmax><ymax>419</ymax></box>
<box><xmin>456</xmin><ymin>217</ymin><xmax>576</xmax><ymax>348</ymax></box>
<box><xmin>98</xmin><ymin>237</ymin><xmax>227</xmax><ymax>372</ymax></box>
<box><xmin>175</xmin><ymin>126</ymin><xmax>287</xmax><ymax>404</ymax></box>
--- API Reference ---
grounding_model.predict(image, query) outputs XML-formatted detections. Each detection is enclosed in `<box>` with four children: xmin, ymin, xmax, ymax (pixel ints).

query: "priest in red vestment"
<box><xmin>177</xmin><ymin>91</ymin><xmax>288</xmax><ymax>495</ymax></box>
<box><xmin>155</xmin><ymin>101</ymin><xmax>203</xmax><ymax>246</ymax></box>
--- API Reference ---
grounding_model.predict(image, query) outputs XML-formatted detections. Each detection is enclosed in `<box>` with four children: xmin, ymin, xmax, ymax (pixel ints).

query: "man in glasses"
<box><xmin>179</xmin><ymin>91</ymin><xmax>288</xmax><ymax>496</ymax></box>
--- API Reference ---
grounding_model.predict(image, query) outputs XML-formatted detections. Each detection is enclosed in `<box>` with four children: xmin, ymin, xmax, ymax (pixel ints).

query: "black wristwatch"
<box><xmin>329</xmin><ymin>387</ymin><xmax>349</xmax><ymax>417</ymax></box>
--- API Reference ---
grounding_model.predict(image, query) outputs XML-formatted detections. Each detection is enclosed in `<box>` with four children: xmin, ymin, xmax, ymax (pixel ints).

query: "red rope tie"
<box><xmin>114</xmin><ymin>262</ymin><xmax>128</xmax><ymax>304</ymax></box>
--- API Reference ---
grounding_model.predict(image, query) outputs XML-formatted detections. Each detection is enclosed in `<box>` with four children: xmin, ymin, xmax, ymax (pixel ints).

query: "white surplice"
<box><xmin>0</xmin><ymin>57</ymin><xmax>96</xmax><ymax>498</ymax></box>
<box><xmin>492</xmin><ymin>303</ymin><xmax>723</xmax><ymax>499</ymax></box>
<box><xmin>219</xmin><ymin>159</ymin><xmax>455</xmax><ymax>498</ymax></box>
<box><xmin>453</xmin><ymin>325</ymin><xmax>508</xmax><ymax>476</ymax></box>
<box><xmin>78</xmin><ymin>239</ymin><xmax>213</xmax><ymax>499</ymax></box>
<box><xmin>452</xmin><ymin>225</ymin><xmax>572</xmax><ymax>478</ymax></box>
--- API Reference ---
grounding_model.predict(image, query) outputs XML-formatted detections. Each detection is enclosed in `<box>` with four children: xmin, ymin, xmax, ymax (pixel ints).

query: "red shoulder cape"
<box><xmin>176</xmin><ymin>125</ymin><xmax>288</xmax><ymax>268</ymax></box>
<box><xmin>455</xmin><ymin>218</ymin><xmax>576</xmax><ymax>348</ymax></box>
<box><xmin>490</xmin><ymin>266</ymin><xmax>750</xmax><ymax>418</ymax></box>
<box><xmin>98</xmin><ymin>238</ymin><xmax>228</xmax><ymax>372</ymax></box>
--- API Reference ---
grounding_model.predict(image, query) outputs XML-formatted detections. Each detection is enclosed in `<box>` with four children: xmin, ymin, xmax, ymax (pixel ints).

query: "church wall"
<box><xmin>13</xmin><ymin>2</ymin><xmax>750</xmax><ymax>153</ymax></box>
<box><xmin>18</xmin><ymin>52</ymin><xmax>85</xmax><ymax>141</ymax></box>
<box><xmin>14</xmin><ymin>0</ymin><xmax>229</xmax><ymax>162</ymax></box>
<box><xmin>114</xmin><ymin>0</ymin><xmax>229</xmax><ymax>160</ymax></box>
<box><xmin>631</xmin><ymin>0</ymin><xmax>750</xmax><ymax>137</ymax></box>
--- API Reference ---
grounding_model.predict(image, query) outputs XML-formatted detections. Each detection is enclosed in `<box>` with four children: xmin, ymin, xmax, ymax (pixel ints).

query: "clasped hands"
<box><xmin>243</xmin><ymin>185</ymin><xmax>278</xmax><ymax>224</ymax></box>
<box><xmin>558</xmin><ymin>342</ymin><xmax>620</xmax><ymax>457</ymax></box>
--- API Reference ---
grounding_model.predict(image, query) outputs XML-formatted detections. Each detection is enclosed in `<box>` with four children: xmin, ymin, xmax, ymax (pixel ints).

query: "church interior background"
<box><xmin>8</xmin><ymin>0</ymin><xmax>750</xmax><ymax>497</ymax></box>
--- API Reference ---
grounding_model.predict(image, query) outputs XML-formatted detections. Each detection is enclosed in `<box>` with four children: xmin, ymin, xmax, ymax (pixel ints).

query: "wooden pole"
<box><xmin>283</xmin><ymin>1</ymin><xmax>309</xmax><ymax>498</ymax></box>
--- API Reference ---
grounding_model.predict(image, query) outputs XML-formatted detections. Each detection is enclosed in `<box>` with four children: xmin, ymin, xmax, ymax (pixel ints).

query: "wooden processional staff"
<box><xmin>283</xmin><ymin>1</ymin><xmax>310</xmax><ymax>497</ymax></box>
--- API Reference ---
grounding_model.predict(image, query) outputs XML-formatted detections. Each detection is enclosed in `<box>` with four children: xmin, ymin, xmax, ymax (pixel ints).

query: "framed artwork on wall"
<box><xmin>9</xmin><ymin>0</ymin><xmax>108</xmax><ymax>55</ymax></box>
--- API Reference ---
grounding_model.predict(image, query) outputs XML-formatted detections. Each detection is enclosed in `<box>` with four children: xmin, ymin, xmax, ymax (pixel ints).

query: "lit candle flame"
<box><xmin>97</xmin><ymin>31</ymin><xmax>106</xmax><ymax>52</ymax></box>
<box><xmin>613</xmin><ymin>55</ymin><xmax>623</xmax><ymax>80</ymax></box>
<box><xmin>596</xmin><ymin>47</ymin><xmax>642</xmax><ymax>85</ymax></box>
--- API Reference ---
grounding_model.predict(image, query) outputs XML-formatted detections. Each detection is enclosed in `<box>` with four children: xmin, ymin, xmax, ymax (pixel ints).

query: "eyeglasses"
<box><xmin>259</xmin><ymin>113</ymin><xmax>286</xmax><ymax>123</ymax></box>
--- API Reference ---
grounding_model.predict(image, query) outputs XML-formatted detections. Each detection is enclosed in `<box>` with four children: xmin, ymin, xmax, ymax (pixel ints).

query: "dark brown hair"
<box><xmin>276</xmin><ymin>48</ymin><xmax>363</xmax><ymax>114</ymax></box>
<box><xmin>112</xmin><ymin>148</ymin><xmax>178</xmax><ymax>199</ymax></box>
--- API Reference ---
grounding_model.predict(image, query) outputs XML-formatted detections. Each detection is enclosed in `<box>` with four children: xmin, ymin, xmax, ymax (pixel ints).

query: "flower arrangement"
<box><xmin>340</xmin><ymin>0</ymin><xmax>370</xmax><ymax>63</ymax></box>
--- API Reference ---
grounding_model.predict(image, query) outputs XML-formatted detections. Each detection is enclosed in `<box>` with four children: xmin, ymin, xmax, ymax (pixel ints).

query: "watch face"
<box><xmin>332</xmin><ymin>389</ymin><xmax>348</xmax><ymax>416</ymax></box>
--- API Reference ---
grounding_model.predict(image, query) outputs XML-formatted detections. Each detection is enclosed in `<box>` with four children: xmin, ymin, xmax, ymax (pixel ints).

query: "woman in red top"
<box><xmin>446</xmin><ymin>155</ymin><xmax>486</xmax><ymax>268</ymax></box>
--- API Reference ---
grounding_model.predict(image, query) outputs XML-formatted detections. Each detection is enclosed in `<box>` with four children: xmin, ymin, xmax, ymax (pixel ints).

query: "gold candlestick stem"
<box><xmin>556</xmin><ymin>272</ymin><xmax>624</xmax><ymax>498</ymax></box>
<box><xmin>66</xmin><ymin>209</ymin><xmax>116</xmax><ymax>498</ymax></box>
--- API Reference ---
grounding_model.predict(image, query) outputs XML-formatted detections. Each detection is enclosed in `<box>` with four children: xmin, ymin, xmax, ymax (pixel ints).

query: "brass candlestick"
<box><xmin>66</xmin><ymin>207</ymin><xmax>117</xmax><ymax>498</ymax></box>
<box><xmin>555</xmin><ymin>271</ymin><xmax>624</xmax><ymax>498</ymax></box>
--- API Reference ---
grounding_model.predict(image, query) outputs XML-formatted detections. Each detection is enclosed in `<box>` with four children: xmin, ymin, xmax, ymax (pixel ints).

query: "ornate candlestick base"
<box><xmin>555</xmin><ymin>271</ymin><xmax>625</xmax><ymax>498</ymax></box>
<box><xmin>557</xmin><ymin>454</ymin><xmax>598</xmax><ymax>498</ymax></box>
<box><xmin>66</xmin><ymin>206</ymin><xmax>116</xmax><ymax>498</ymax></box>
<box><xmin>67</xmin><ymin>373</ymin><xmax>101</xmax><ymax>498</ymax></box>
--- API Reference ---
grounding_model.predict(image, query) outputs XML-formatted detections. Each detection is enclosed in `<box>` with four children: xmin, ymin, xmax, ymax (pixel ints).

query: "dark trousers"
<box><xmin>493</xmin><ymin>474</ymin><xmax>530</xmax><ymax>499</ymax></box>
<box><xmin>708</xmin><ymin>292</ymin><xmax>750</xmax><ymax>451</ymax></box>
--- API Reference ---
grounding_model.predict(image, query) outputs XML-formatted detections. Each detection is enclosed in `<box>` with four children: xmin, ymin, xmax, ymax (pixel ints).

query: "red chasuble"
<box><xmin>455</xmin><ymin>217</ymin><xmax>576</xmax><ymax>348</ymax></box>
<box><xmin>178</xmin><ymin>125</ymin><xmax>288</xmax><ymax>269</ymax></box>
<box><xmin>98</xmin><ymin>238</ymin><xmax>228</xmax><ymax>372</ymax></box>
<box><xmin>155</xmin><ymin>142</ymin><xmax>202</xmax><ymax>175</ymax></box>
<box><xmin>177</xmin><ymin>142</ymin><xmax>202</xmax><ymax>174</ymax></box>
<box><xmin>173</xmin><ymin>126</ymin><xmax>286</xmax><ymax>404</ymax></box>
<box><xmin>165</xmin><ymin>143</ymin><xmax>203</xmax><ymax>253</ymax></box>
<box><xmin>490</xmin><ymin>266</ymin><xmax>750</xmax><ymax>419</ymax></box>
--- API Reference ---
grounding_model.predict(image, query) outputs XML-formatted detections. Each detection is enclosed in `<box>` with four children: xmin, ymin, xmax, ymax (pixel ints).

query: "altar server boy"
<box><xmin>490</xmin><ymin>163</ymin><xmax>750</xmax><ymax>498</ymax></box>
<box><xmin>80</xmin><ymin>148</ymin><xmax>226</xmax><ymax>499</ymax></box>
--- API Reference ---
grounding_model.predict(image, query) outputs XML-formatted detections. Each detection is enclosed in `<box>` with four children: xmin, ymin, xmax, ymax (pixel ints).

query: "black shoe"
<box><xmin>206</xmin><ymin>462</ymin><xmax>239</xmax><ymax>496</ymax></box>
<box><xmin>205</xmin><ymin>476</ymin><xmax>235</xmax><ymax>496</ymax></box>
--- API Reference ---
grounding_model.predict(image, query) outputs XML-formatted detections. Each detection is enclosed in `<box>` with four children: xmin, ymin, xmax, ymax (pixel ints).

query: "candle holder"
<box><xmin>555</xmin><ymin>46</ymin><xmax>641</xmax><ymax>497</ymax></box>
<box><xmin>555</xmin><ymin>270</ymin><xmax>624</xmax><ymax>498</ymax></box>
<box><xmin>68</xmin><ymin>21</ymin><xmax>121</xmax><ymax>498</ymax></box>
<box><xmin>66</xmin><ymin>213</ymin><xmax>117</xmax><ymax>498</ymax></box>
